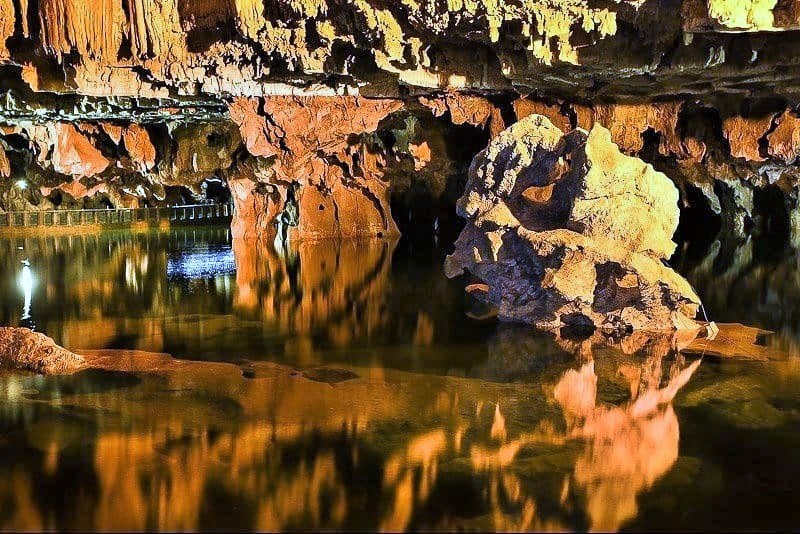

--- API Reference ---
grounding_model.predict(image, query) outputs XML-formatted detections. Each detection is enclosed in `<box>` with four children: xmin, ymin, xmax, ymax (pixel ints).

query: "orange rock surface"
<box><xmin>229</xmin><ymin>95</ymin><xmax>404</xmax><ymax>240</ymax></box>
<box><xmin>513</xmin><ymin>98</ymin><xmax>571</xmax><ymax>133</ymax></box>
<box><xmin>722</xmin><ymin>114</ymin><xmax>774</xmax><ymax>162</ymax></box>
<box><xmin>0</xmin><ymin>146</ymin><xmax>9</xmax><ymax>178</ymax></box>
<box><xmin>122</xmin><ymin>124</ymin><xmax>157</xmax><ymax>171</ymax></box>
<box><xmin>767</xmin><ymin>110</ymin><xmax>800</xmax><ymax>163</ymax></box>
<box><xmin>420</xmin><ymin>93</ymin><xmax>505</xmax><ymax>137</ymax></box>
<box><xmin>0</xmin><ymin>327</ymin><xmax>85</xmax><ymax>374</ymax></box>
<box><xmin>51</xmin><ymin>123</ymin><xmax>110</xmax><ymax>177</ymax></box>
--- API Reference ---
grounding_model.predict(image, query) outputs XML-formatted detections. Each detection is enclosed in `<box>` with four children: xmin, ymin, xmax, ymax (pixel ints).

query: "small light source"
<box><xmin>19</xmin><ymin>259</ymin><xmax>35</xmax><ymax>322</ymax></box>
<box><xmin>15</xmin><ymin>180</ymin><xmax>27</xmax><ymax>190</ymax></box>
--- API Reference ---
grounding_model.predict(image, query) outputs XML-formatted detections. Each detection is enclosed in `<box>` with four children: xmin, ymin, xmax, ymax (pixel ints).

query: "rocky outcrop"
<box><xmin>419</xmin><ymin>94</ymin><xmax>505</xmax><ymax>138</ymax></box>
<box><xmin>227</xmin><ymin>95</ymin><xmax>403</xmax><ymax>240</ymax></box>
<box><xmin>0</xmin><ymin>144</ymin><xmax>9</xmax><ymax>178</ymax></box>
<box><xmin>5</xmin><ymin>2</ymin><xmax>800</xmax><ymax>243</ymax></box>
<box><xmin>0</xmin><ymin>327</ymin><xmax>85</xmax><ymax>374</ymax></box>
<box><xmin>0</xmin><ymin>118</ymin><xmax>244</xmax><ymax>211</ymax></box>
<box><xmin>7</xmin><ymin>93</ymin><xmax>800</xmax><ymax>244</ymax></box>
<box><xmin>0</xmin><ymin>93</ymin><xmax>490</xmax><ymax>239</ymax></box>
<box><xmin>0</xmin><ymin>0</ymin><xmax>637</xmax><ymax>100</ymax></box>
<box><xmin>445</xmin><ymin>114</ymin><xmax>701</xmax><ymax>331</ymax></box>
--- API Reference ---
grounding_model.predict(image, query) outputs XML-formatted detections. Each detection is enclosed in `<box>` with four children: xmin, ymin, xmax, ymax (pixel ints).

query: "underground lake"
<box><xmin>4</xmin><ymin>0</ymin><xmax>800</xmax><ymax>530</ymax></box>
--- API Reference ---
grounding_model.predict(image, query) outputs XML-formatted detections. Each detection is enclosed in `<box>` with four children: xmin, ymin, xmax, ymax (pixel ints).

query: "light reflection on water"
<box><xmin>0</xmin><ymin>229</ymin><xmax>798</xmax><ymax>530</ymax></box>
<box><xmin>18</xmin><ymin>260</ymin><xmax>34</xmax><ymax>329</ymax></box>
<box><xmin>0</xmin><ymin>333</ymin><xmax>703</xmax><ymax>531</ymax></box>
<box><xmin>0</xmin><ymin>229</ymin><xmax>492</xmax><ymax>368</ymax></box>
<box><xmin>166</xmin><ymin>247</ymin><xmax>236</xmax><ymax>280</ymax></box>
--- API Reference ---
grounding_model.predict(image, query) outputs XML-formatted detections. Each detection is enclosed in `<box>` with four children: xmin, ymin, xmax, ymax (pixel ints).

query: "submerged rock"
<box><xmin>445</xmin><ymin>114</ymin><xmax>701</xmax><ymax>332</ymax></box>
<box><xmin>0</xmin><ymin>327</ymin><xmax>84</xmax><ymax>374</ymax></box>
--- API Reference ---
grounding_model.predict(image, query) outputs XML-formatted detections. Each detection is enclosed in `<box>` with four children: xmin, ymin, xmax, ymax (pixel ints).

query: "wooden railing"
<box><xmin>0</xmin><ymin>203</ymin><xmax>232</xmax><ymax>229</ymax></box>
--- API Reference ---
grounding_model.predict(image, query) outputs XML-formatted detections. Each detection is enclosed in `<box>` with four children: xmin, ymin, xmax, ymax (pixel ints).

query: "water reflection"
<box><xmin>232</xmin><ymin>237</ymin><xmax>396</xmax><ymax>362</ymax></box>
<box><xmin>5</xmin><ymin>228</ymin><xmax>800</xmax><ymax>363</ymax></box>
<box><xmin>0</xmin><ymin>326</ymin><xmax>702</xmax><ymax>531</ymax></box>
<box><xmin>0</xmin><ymin>230</ymin><xmax>491</xmax><ymax>369</ymax></box>
<box><xmin>467</xmin><ymin>326</ymin><xmax>704</xmax><ymax>531</ymax></box>
<box><xmin>167</xmin><ymin>247</ymin><xmax>236</xmax><ymax>280</ymax></box>
<box><xmin>675</xmin><ymin>234</ymin><xmax>800</xmax><ymax>354</ymax></box>
<box><xmin>2</xmin><ymin>229</ymin><xmax>800</xmax><ymax>529</ymax></box>
<box><xmin>18</xmin><ymin>260</ymin><xmax>35</xmax><ymax>330</ymax></box>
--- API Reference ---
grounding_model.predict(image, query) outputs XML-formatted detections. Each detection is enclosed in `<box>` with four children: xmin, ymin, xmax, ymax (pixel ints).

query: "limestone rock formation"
<box><xmin>4</xmin><ymin>2</ymin><xmax>800</xmax><ymax>242</ymax></box>
<box><xmin>0</xmin><ymin>94</ymin><xmax>489</xmax><ymax>240</ymax></box>
<box><xmin>0</xmin><ymin>145</ymin><xmax>9</xmax><ymax>178</ymax></box>
<box><xmin>4</xmin><ymin>0</ymin><xmax>800</xmax><ymax>102</ymax></box>
<box><xmin>419</xmin><ymin>94</ymin><xmax>505</xmax><ymax>138</ymax></box>
<box><xmin>228</xmin><ymin>95</ymin><xmax>403</xmax><ymax>240</ymax></box>
<box><xmin>0</xmin><ymin>327</ymin><xmax>85</xmax><ymax>374</ymax></box>
<box><xmin>445</xmin><ymin>114</ymin><xmax>701</xmax><ymax>331</ymax></box>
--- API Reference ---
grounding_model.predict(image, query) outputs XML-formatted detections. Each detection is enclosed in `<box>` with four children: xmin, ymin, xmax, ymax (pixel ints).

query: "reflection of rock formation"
<box><xmin>0</xmin><ymin>230</ymin><xmax>234</xmax><ymax>351</ymax></box>
<box><xmin>556</xmin><ymin>351</ymin><xmax>700</xmax><ymax>531</ymax></box>
<box><xmin>0</xmin><ymin>351</ymin><xmax>479</xmax><ymax>530</ymax></box>
<box><xmin>232</xmin><ymin>237</ymin><xmax>396</xmax><ymax>361</ymax></box>
<box><xmin>471</xmin><ymin>326</ymin><xmax>702</xmax><ymax>531</ymax></box>
<box><xmin>0</xmin><ymin>328</ymin><xmax>701</xmax><ymax>531</ymax></box>
<box><xmin>0</xmin><ymin>230</ymin><xmax>489</xmax><ymax>367</ymax></box>
<box><xmin>445</xmin><ymin>114</ymin><xmax>700</xmax><ymax>331</ymax></box>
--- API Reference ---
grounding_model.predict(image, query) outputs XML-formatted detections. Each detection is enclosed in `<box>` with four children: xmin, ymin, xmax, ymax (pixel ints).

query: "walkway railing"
<box><xmin>0</xmin><ymin>203</ymin><xmax>232</xmax><ymax>229</ymax></box>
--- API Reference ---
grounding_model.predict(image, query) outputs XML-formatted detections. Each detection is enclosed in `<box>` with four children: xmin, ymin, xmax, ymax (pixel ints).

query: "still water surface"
<box><xmin>0</xmin><ymin>228</ymin><xmax>799</xmax><ymax>531</ymax></box>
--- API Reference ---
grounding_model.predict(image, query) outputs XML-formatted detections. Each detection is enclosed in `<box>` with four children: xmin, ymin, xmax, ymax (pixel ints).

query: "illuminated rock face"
<box><xmin>445</xmin><ymin>114</ymin><xmax>701</xmax><ymax>331</ymax></box>
<box><xmin>3</xmin><ymin>0</ymin><xmax>800</xmax><ymax>99</ymax></box>
<box><xmin>4</xmin><ymin>1</ymin><xmax>800</xmax><ymax>240</ymax></box>
<box><xmin>227</xmin><ymin>96</ymin><xmax>404</xmax><ymax>240</ymax></box>
<box><xmin>0</xmin><ymin>327</ymin><xmax>84</xmax><ymax>374</ymax></box>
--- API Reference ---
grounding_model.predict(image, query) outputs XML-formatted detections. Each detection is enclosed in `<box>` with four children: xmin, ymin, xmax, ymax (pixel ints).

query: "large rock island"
<box><xmin>446</xmin><ymin>114</ymin><xmax>700</xmax><ymax>331</ymax></box>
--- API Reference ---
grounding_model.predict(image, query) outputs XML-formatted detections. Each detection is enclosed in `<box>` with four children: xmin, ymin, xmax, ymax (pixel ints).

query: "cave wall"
<box><xmin>4</xmin><ymin>1</ymin><xmax>800</xmax><ymax>240</ymax></box>
<box><xmin>5</xmin><ymin>92</ymin><xmax>800</xmax><ymax>242</ymax></box>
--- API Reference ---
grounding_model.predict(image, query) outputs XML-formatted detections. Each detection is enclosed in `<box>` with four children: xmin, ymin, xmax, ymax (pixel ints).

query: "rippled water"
<box><xmin>0</xmin><ymin>228</ymin><xmax>799</xmax><ymax>531</ymax></box>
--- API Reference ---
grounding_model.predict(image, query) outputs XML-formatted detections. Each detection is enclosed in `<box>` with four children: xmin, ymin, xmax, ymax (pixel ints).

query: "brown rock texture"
<box><xmin>0</xmin><ymin>145</ymin><xmax>9</xmax><ymax>178</ymax></box>
<box><xmin>4</xmin><ymin>1</ymin><xmax>800</xmax><ymax>244</ymax></box>
<box><xmin>0</xmin><ymin>327</ymin><xmax>85</xmax><ymax>374</ymax></box>
<box><xmin>228</xmin><ymin>95</ymin><xmax>405</xmax><ymax>240</ymax></box>
<box><xmin>513</xmin><ymin>98</ymin><xmax>571</xmax><ymax>134</ymax></box>
<box><xmin>0</xmin><ymin>0</ymin><xmax>631</xmax><ymax>98</ymax></box>
<box><xmin>0</xmin><ymin>93</ymin><xmax>486</xmax><ymax>240</ymax></box>
<box><xmin>419</xmin><ymin>93</ymin><xmax>505</xmax><ymax>138</ymax></box>
<box><xmin>767</xmin><ymin>110</ymin><xmax>800</xmax><ymax>164</ymax></box>
<box><xmin>722</xmin><ymin>115</ymin><xmax>773</xmax><ymax>162</ymax></box>
<box><xmin>444</xmin><ymin>114</ymin><xmax>700</xmax><ymax>331</ymax></box>
<box><xmin>51</xmin><ymin>123</ymin><xmax>111</xmax><ymax>177</ymax></box>
<box><xmin>5</xmin><ymin>0</ymin><xmax>800</xmax><ymax>104</ymax></box>
<box><xmin>121</xmin><ymin>124</ymin><xmax>156</xmax><ymax>172</ymax></box>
